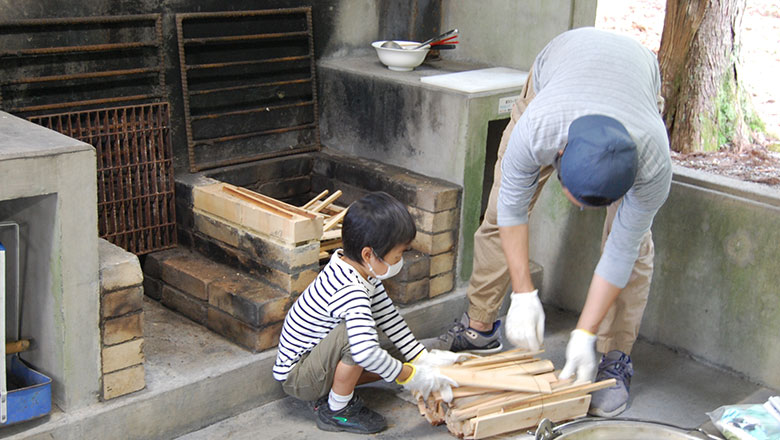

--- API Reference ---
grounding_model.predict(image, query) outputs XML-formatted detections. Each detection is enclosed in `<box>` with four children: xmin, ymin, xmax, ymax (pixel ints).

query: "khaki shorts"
<box><xmin>281</xmin><ymin>322</ymin><xmax>355</xmax><ymax>402</ymax></box>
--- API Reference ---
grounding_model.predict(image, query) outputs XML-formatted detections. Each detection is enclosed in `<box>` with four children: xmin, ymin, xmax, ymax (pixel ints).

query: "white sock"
<box><xmin>328</xmin><ymin>389</ymin><xmax>353</xmax><ymax>412</ymax></box>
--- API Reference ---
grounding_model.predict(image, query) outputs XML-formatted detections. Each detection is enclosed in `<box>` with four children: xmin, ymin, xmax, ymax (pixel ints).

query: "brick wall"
<box><xmin>98</xmin><ymin>239</ymin><xmax>145</xmax><ymax>400</ymax></box>
<box><xmin>143</xmin><ymin>247</ymin><xmax>291</xmax><ymax>352</ymax></box>
<box><xmin>311</xmin><ymin>150</ymin><xmax>462</xmax><ymax>304</ymax></box>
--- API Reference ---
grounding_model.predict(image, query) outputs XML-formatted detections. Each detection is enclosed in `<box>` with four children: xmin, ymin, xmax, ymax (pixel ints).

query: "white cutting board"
<box><xmin>420</xmin><ymin>67</ymin><xmax>529</xmax><ymax>93</ymax></box>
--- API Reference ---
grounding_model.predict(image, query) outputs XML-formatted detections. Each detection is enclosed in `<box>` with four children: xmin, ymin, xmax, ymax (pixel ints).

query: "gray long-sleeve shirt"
<box><xmin>497</xmin><ymin>27</ymin><xmax>672</xmax><ymax>288</ymax></box>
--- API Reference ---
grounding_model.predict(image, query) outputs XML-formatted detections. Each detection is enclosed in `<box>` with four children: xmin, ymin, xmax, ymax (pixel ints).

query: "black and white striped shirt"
<box><xmin>273</xmin><ymin>250</ymin><xmax>425</xmax><ymax>382</ymax></box>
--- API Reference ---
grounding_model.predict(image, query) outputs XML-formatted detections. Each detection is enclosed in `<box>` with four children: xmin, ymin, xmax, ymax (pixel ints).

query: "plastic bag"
<box><xmin>707</xmin><ymin>398</ymin><xmax>780</xmax><ymax>440</ymax></box>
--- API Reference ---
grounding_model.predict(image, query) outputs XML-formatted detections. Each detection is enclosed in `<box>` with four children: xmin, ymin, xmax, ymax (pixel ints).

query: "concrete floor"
<box><xmin>5</xmin><ymin>290</ymin><xmax>774</xmax><ymax>439</ymax></box>
<box><xmin>176</xmin><ymin>306</ymin><xmax>773</xmax><ymax>440</ymax></box>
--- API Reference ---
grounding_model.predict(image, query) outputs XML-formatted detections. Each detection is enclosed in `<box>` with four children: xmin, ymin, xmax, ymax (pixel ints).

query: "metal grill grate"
<box><xmin>29</xmin><ymin>103</ymin><xmax>176</xmax><ymax>255</ymax></box>
<box><xmin>0</xmin><ymin>14</ymin><xmax>165</xmax><ymax>116</ymax></box>
<box><xmin>176</xmin><ymin>8</ymin><xmax>320</xmax><ymax>172</ymax></box>
<box><xmin>1</xmin><ymin>14</ymin><xmax>176</xmax><ymax>255</ymax></box>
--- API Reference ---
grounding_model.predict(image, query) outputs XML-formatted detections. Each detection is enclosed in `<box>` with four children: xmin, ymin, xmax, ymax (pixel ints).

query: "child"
<box><xmin>273</xmin><ymin>192</ymin><xmax>456</xmax><ymax>434</ymax></box>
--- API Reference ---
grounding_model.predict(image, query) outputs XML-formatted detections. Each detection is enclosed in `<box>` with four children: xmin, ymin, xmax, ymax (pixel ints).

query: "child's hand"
<box><xmin>400</xmin><ymin>363</ymin><xmax>458</xmax><ymax>401</ymax></box>
<box><xmin>413</xmin><ymin>349</ymin><xmax>478</xmax><ymax>367</ymax></box>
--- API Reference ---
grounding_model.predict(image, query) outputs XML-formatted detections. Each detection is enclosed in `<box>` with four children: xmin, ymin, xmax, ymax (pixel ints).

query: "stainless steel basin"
<box><xmin>554</xmin><ymin>420</ymin><xmax>714</xmax><ymax>440</ymax></box>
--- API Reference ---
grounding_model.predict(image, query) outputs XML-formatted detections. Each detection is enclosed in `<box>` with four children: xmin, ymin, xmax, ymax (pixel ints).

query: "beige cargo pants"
<box><xmin>466</xmin><ymin>70</ymin><xmax>654</xmax><ymax>355</ymax></box>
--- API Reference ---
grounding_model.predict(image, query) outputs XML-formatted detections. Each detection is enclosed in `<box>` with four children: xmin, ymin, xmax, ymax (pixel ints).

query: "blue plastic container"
<box><xmin>2</xmin><ymin>355</ymin><xmax>52</xmax><ymax>426</ymax></box>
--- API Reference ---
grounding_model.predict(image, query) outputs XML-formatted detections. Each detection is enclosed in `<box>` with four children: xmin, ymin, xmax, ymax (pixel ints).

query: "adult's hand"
<box><xmin>505</xmin><ymin>289</ymin><xmax>545</xmax><ymax>350</ymax></box>
<box><xmin>559</xmin><ymin>329</ymin><xmax>598</xmax><ymax>384</ymax></box>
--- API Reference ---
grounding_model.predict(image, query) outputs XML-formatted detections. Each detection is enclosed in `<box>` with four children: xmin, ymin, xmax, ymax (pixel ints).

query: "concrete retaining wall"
<box><xmin>529</xmin><ymin>165</ymin><xmax>780</xmax><ymax>388</ymax></box>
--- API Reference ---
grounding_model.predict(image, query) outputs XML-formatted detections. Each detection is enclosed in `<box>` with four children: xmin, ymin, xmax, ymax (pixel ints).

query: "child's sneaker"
<box><xmin>309</xmin><ymin>395</ymin><xmax>328</xmax><ymax>413</ymax></box>
<box><xmin>423</xmin><ymin>313</ymin><xmax>503</xmax><ymax>354</ymax></box>
<box><xmin>316</xmin><ymin>394</ymin><xmax>387</xmax><ymax>434</ymax></box>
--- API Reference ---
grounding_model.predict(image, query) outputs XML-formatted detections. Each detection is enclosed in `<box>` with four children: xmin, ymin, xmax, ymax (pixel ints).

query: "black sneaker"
<box><xmin>422</xmin><ymin>312</ymin><xmax>503</xmax><ymax>354</ymax></box>
<box><xmin>309</xmin><ymin>395</ymin><xmax>328</xmax><ymax>413</ymax></box>
<box><xmin>316</xmin><ymin>394</ymin><xmax>387</xmax><ymax>434</ymax></box>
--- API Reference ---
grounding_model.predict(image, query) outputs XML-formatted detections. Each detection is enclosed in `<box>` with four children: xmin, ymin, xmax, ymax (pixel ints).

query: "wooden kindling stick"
<box><xmin>301</xmin><ymin>190</ymin><xmax>329</xmax><ymax>209</ymax></box>
<box><xmin>310</xmin><ymin>190</ymin><xmax>342</xmax><ymax>213</ymax></box>
<box><xmin>323</xmin><ymin>207</ymin><xmax>348</xmax><ymax>231</ymax></box>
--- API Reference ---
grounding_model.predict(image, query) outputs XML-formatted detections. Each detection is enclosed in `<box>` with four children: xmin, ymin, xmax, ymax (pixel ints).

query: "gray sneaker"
<box><xmin>589</xmin><ymin>350</ymin><xmax>634</xmax><ymax>417</ymax></box>
<box><xmin>421</xmin><ymin>313</ymin><xmax>503</xmax><ymax>354</ymax></box>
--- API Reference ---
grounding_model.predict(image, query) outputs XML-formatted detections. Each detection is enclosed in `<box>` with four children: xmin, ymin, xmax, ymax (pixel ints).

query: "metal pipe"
<box><xmin>185</xmin><ymin>55</ymin><xmax>309</xmax><ymax>71</ymax></box>
<box><xmin>14</xmin><ymin>94</ymin><xmax>162</xmax><ymax>113</ymax></box>
<box><xmin>176</xmin><ymin>7</ymin><xmax>312</xmax><ymax>20</ymax></box>
<box><xmin>182</xmin><ymin>31</ymin><xmax>309</xmax><ymax>45</ymax></box>
<box><xmin>188</xmin><ymin>78</ymin><xmax>311</xmax><ymax>96</ymax></box>
<box><xmin>190</xmin><ymin>145</ymin><xmax>318</xmax><ymax>173</ymax></box>
<box><xmin>8</xmin><ymin>67</ymin><xmax>161</xmax><ymax>85</ymax></box>
<box><xmin>0</xmin><ymin>14</ymin><xmax>159</xmax><ymax>27</ymax></box>
<box><xmin>0</xmin><ymin>41</ymin><xmax>154</xmax><ymax>57</ymax></box>
<box><xmin>193</xmin><ymin>122</ymin><xmax>316</xmax><ymax>144</ymax></box>
<box><xmin>190</xmin><ymin>100</ymin><xmax>313</xmax><ymax>121</ymax></box>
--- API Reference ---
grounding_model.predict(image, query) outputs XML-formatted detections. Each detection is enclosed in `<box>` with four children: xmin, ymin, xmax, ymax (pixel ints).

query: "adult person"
<box><xmin>427</xmin><ymin>27</ymin><xmax>672</xmax><ymax>417</ymax></box>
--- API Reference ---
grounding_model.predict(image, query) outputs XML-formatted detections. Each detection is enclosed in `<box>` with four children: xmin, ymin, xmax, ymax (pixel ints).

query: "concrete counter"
<box><xmin>0</xmin><ymin>111</ymin><xmax>100</xmax><ymax>411</ymax></box>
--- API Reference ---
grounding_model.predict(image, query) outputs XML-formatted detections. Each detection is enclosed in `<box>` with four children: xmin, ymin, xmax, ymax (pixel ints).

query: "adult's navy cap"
<box><xmin>559</xmin><ymin>115</ymin><xmax>638</xmax><ymax>207</ymax></box>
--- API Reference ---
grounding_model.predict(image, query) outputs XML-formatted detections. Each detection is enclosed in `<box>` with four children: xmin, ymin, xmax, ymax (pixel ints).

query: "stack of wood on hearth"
<box><xmin>220</xmin><ymin>184</ymin><xmax>348</xmax><ymax>261</ymax></box>
<box><xmin>298</xmin><ymin>189</ymin><xmax>347</xmax><ymax>260</ymax></box>
<box><xmin>414</xmin><ymin>348</ymin><xmax>616</xmax><ymax>439</ymax></box>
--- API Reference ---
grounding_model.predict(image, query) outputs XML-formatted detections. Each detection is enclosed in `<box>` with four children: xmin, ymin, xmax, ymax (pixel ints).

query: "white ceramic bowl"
<box><xmin>371</xmin><ymin>40</ymin><xmax>430</xmax><ymax>71</ymax></box>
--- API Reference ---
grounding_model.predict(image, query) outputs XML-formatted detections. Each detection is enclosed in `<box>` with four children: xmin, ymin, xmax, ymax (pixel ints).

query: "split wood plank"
<box><xmin>223</xmin><ymin>186</ymin><xmax>296</xmax><ymax>219</ymax></box>
<box><xmin>469</xmin><ymin>394</ymin><xmax>591</xmax><ymax>439</ymax></box>
<box><xmin>310</xmin><ymin>190</ymin><xmax>343</xmax><ymax>213</ymax></box>
<box><xmin>321</xmin><ymin>228</ymin><xmax>342</xmax><ymax>242</ymax></box>
<box><xmin>323</xmin><ymin>207</ymin><xmax>348</xmax><ymax>231</ymax></box>
<box><xmin>228</xmin><ymin>185</ymin><xmax>318</xmax><ymax>219</ymax></box>
<box><xmin>461</xmin><ymin>357</ymin><xmax>541</xmax><ymax>372</ymax></box>
<box><xmin>194</xmin><ymin>183</ymin><xmax>323</xmax><ymax>243</ymax></box>
<box><xmin>477</xmin><ymin>359</ymin><xmax>554</xmax><ymax>376</ymax></box>
<box><xmin>450</xmin><ymin>378</ymin><xmax>615</xmax><ymax>422</ymax></box>
<box><xmin>301</xmin><ymin>190</ymin><xmax>329</xmax><ymax>209</ymax></box>
<box><xmin>321</xmin><ymin>203</ymin><xmax>345</xmax><ymax>214</ymax></box>
<box><xmin>320</xmin><ymin>240</ymin><xmax>342</xmax><ymax>252</ymax></box>
<box><xmin>438</xmin><ymin>367</ymin><xmax>552</xmax><ymax>394</ymax></box>
<box><xmin>433</xmin><ymin>386</ymin><xmax>497</xmax><ymax>401</ymax></box>
<box><xmin>458</xmin><ymin>349</ymin><xmax>544</xmax><ymax>368</ymax></box>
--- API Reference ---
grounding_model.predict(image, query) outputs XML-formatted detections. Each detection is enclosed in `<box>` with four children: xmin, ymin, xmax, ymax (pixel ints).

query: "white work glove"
<box><xmin>412</xmin><ymin>349</ymin><xmax>477</xmax><ymax>367</ymax></box>
<box><xmin>400</xmin><ymin>363</ymin><xmax>458</xmax><ymax>402</ymax></box>
<box><xmin>505</xmin><ymin>289</ymin><xmax>545</xmax><ymax>351</ymax></box>
<box><xmin>559</xmin><ymin>329</ymin><xmax>598</xmax><ymax>384</ymax></box>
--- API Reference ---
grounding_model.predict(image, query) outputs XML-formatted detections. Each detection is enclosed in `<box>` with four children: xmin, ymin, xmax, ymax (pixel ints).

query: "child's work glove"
<box><xmin>412</xmin><ymin>349</ymin><xmax>477</xmax><ymax>367</ymax></box>
<box><xmin>559</xmin><ymin>329</ymin><xmax>598</xmax><ymax>384</ymax></box>
<box><xmin>505</xmin><ymin>289</ymin><xmax>545</xmax><ymax>350</ymax></box>
<box><xmin>397</xmin><ymin>363</ymin><xmax>458</xmax><ymax>402</ymax></box>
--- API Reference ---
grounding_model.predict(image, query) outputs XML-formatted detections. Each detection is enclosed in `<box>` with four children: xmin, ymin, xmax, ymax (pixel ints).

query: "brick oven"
<box><xmin>143</xmin><ymin>149</ymin><xmax>461</xmax><ymax>352</ymax></box>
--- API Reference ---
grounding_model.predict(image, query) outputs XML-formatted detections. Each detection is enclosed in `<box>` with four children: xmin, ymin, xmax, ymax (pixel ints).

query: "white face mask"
<box><xmin>368</xmin><ymin>253</ymin><xmax>404</xmax><ymax>280</ymax></box>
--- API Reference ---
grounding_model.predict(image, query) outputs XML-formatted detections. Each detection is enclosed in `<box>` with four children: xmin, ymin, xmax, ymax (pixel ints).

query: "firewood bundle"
<box><xmin>414</xmin><ymin>348</ymin><xmax>616</xmax><ymax>439</ymax></box>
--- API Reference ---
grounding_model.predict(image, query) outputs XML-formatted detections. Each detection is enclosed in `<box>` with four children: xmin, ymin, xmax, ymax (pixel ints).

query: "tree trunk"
<box><xmin>659</xmin><ymin>0</ymin><xmax>748</xmax><ymax>153</ymax></box>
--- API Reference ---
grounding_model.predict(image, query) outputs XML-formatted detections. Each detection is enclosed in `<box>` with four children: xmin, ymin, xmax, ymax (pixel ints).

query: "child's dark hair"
<box><xmin>342</xmin><ymin>192</ymin><xmax>416</xmax><ymax>262</ymax></box>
